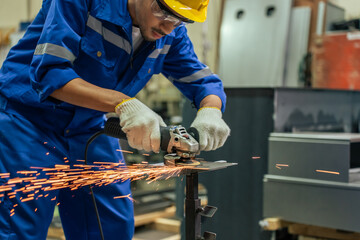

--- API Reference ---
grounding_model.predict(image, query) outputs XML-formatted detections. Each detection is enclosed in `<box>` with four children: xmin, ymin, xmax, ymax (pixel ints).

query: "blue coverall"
<box><xmin>0</xmin><ymin>0</ymin><xmax>226</xmax><ymax>239</ymax></box>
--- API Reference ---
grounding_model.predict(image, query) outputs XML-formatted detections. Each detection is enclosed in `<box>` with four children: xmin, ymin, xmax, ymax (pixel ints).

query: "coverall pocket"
<box><xmin>80</xmin><ymin>30</ymin><xmax>119</xmax><ymax>69</ymax></box>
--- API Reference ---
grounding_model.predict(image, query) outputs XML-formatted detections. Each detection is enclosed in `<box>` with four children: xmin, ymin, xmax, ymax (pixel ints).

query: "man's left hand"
<box><xmin>190</xmin><ymin>107</ymin><xmax>230</xmax><ymax>151</ymax></box>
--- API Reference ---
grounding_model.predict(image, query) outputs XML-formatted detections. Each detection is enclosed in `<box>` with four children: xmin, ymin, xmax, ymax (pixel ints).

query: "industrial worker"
<box><xmin>0</xmin><ymin>0</ymin><xmax>230</xmax><ymax>239</ymax></box>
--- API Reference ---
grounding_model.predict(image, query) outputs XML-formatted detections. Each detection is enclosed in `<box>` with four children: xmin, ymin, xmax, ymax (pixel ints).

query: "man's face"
<box><xmin>134</xmin><ymin>0</ymin><xmax>179</xmax><ymax>41</ymax></box>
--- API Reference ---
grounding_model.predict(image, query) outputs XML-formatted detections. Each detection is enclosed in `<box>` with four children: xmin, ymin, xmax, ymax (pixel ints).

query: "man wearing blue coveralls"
<box><xmin>0</xmin><ymin>0</ymin><xmax>230</xmax><ymax>239</ymax></box>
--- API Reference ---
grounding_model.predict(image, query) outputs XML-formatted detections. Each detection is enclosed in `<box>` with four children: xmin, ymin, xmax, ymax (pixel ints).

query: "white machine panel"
<box><xmin>219</xmin><ymin>0</ymin><xmax>293</xmax><ymax>87</ymax></box>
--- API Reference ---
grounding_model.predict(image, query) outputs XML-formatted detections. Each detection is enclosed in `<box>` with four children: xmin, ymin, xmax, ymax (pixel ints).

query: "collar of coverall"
<box><xmin>155</xmin><ymin>0</ymin><xmax>195</xmax><ymax>24</ymax></box>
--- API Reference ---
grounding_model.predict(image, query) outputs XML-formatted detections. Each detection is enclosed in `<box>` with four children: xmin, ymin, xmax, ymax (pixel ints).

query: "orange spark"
<box><xmin>316</xmin><ymin>170</ymin><xmax>340</xmax><ymax>175</ymax></box>
<box><xmin>55</xmin><ymin>165</ymin><xmax>70</xmax><ymax>169</ymax></box>
<box><xmin>21</xmin><ymin>197</ymin><xmax>34</xmax><ymax>202</ymax></box>
<box><xmin>252</xmin><ymin>156</ymin><xmax>261</xmax><ymax>159</ymax></box>
<box><xmin>17</xmin><ymin>171</ymin><xmax>37</xmax><ymax>175</ymax></box>
<box><xmin>0</xmin><ymin>173</ymin><xmax>10</xmax><ymax>179</ymax></box>
<box><xmin>114</xmin><ymin>194</ymin><xmax>134</xmax><ymax>202</ymax></box>
<box><xmin>116</xmin><ymin>149</ymin><xmax>133</xmax><ymax>154</ymax></box>
<box><xmin>276</xmin><ymin>164</ymin><xmax>289</xmax><ymax>169</ymax></box>
<box><xmin>0</xmin><ymin>161</ymin><xmax>189</xmax><ymax>206</ymax></box>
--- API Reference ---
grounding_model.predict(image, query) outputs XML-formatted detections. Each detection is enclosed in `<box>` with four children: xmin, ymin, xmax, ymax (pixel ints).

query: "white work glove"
<box><xmin>115</xmin><ymin>98</ymin><xmax>166</xmax><ymax>153</ymax></box>
<box><xmin>190</xmin><ymin>107</ymin><xmax>230</xmax><ymax>151</ymax></box>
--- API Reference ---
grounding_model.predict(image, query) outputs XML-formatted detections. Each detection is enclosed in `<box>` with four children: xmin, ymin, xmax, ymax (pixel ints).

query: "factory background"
<box><xmin>1</xmin><ymin>0</ymin><xmax>360</xmax><ymax>240</ymax></box>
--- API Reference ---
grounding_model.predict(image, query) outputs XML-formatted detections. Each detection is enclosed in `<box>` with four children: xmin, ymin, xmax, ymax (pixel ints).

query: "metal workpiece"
<box><xmin>182</xmin><ymin>160</ymin><xmax>237</xmax><ymax>174</ymax></box>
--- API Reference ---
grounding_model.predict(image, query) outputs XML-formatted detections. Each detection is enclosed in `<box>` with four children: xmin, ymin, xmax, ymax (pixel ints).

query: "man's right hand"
<box><xmin>115</xmin><ymin>98</ymin><xmax>166</xmax><ymax>153</ymax></box>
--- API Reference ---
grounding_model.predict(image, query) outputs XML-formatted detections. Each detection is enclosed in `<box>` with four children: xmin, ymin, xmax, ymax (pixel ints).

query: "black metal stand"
<box><xmin>185</xmin><ymin>172</ymin><xmax>217</xmax><ymax>240</ymax></box>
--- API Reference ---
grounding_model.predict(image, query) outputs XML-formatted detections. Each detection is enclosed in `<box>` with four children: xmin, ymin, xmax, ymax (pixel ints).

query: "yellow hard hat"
<box><xmin>161</xmin><ymin>0</ymin><xmax>209</xmax><ymax>23</ymax></box>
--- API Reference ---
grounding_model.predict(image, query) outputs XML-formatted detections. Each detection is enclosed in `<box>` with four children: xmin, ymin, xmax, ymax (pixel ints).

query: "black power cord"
<box><xmin>83</xmin><ymin>117</ymin><xmax>134</xmax><ymax>240</ymax></box>
<box><xmin>85</xmin><ymin>130</ymin><xmax>106</xmax><ymax>240</ymax></box>
<box><xmin>83</xmin><ymin>118</ymin><xmax>133</xmax><ymax>240</ymax></box>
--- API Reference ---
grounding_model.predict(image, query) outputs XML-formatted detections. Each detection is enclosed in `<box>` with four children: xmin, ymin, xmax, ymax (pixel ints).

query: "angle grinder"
<box><xmin>104</xmin><ymin>117</ymin><xmax>201</xmax><ymax>166</ymax></box>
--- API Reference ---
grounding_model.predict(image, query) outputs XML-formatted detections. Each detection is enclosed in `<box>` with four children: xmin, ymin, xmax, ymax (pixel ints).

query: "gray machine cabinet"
<box><xmin>264</xmin><ymin>175</ymin><xmax>360</xmax><ymax>232</ymax></box>
<box><xmin>268</xmin><ymin>133</ymin><xmax>360</xmax><ymax>182</ymax></box>
<box><xmin>264</xmin><ymin>133</ymin><xmax>360</xmax><ymax>232</ymax></box>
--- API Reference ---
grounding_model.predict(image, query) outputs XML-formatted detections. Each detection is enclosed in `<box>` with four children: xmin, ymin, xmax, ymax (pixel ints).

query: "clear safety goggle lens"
<box><xmin>151</xmin><ymin>0</ymin><xmax>185</xmax><ymax>27</ymax></box>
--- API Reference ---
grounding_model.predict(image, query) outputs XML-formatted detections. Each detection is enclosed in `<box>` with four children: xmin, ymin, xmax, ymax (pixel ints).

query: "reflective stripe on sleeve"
<box><xmin>34</xmin><ymin>43</ymin><xmax>76</xmax><ymax>63</ymax></box>
<box><xmin>87</xmin><ymin>15</ymin><xmax>131</xmax><ymax>54</ymax></box>
<box><xmin>148</xmin><ymin>45</ymin><xmax>171</xmax><ymax>59</ymax></box>
<box><xmin>170</xmin><ymin>67</ymin><xmax>213</xmax><ymax>83</ymax></box>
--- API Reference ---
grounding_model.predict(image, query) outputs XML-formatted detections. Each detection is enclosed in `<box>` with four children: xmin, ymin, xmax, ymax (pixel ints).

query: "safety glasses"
<box><xmin>151</xmin><ymin>0</ymin><xmax>193</xmax><ymax>27</ymax></box>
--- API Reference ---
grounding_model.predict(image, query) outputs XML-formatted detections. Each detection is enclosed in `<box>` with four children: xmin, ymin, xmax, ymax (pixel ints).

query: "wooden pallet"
<box><xmin>261</xmin><ymin>218</ymin><xmax>360</xmax><ymax>240</ymax></box>
<box><xmin>134</xmin><ymin>206</ymin><xmax>176</xmax><ymax>227</ymax></box>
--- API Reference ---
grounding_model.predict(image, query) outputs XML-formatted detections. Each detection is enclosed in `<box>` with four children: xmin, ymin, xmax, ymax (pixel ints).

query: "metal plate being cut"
<box><xmin>181</xmin><ymin>161</ymin><xmax>238</xmax><ymax>174</ymax></box>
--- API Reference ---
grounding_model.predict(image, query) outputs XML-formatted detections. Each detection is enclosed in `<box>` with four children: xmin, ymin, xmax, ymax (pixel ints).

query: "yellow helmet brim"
<box><xmin>162</xmin><ymin>0</ymin><xmax>208</xmax><ymax>23</ymax></box>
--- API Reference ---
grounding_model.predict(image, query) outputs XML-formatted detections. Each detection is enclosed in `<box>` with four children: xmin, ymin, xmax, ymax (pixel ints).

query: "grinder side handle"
<box><xmin>104</xmin><ymin>117</ymin><xmax>171</xmax><ymax>151</ymax></box>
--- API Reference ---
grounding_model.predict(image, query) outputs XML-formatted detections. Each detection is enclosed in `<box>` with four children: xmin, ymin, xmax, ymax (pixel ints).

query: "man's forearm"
<box><xmin>199</xmin><ymin>94</ymin><xmax>222</xmax><ymax>110</ymax></box>
<box><xmin>50</xmin><ymin>78</ymin><xmax>130</xmax><ymax>112</ymax></box>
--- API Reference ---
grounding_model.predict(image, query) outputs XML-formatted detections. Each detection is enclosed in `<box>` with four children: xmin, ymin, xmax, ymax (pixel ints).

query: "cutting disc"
<box><xmin>164</xmin><ymin>154</ymin><xmax>201</xmax><ymax>166</ymax></box>
<box><xmin>176</xmin><ymin>159</ymin><xmax>201</xmax><ymax>166</ymax></box>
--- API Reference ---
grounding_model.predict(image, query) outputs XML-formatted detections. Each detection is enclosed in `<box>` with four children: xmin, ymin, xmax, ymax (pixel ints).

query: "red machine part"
<box><xmin>312</xmin><ymin>33</ymin><xmax>360</xmax><ymax>90</ymax></box>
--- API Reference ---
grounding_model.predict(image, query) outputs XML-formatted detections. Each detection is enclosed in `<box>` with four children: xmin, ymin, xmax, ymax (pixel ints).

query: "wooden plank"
<box><xmin>161</xmin><ymin>234</ymin><xmax>181</xmax><ymax>240</ymax></box>
<box><xmin>152</xmin><ymin>218</ymin><xmax>181</xmax><ymax>233</ymax></box>
<box><xmin>260</xmin><ymin>218</ymin><xmax>292</xmax><ymax>231</ymax></box>
<box><xmin>47</xmin><ymin>227</ymin><xmax>65</xmax><ymax>240</ymax></box>
<box><xmin>298</xmin><ymin>237</ymin><xmax>328</xmax><ymax>240</ymax></box>
<box><xmin>133</xmin><ymin>234</ymin><xmax>180</xmax><ymax>240</ymax></box>
<box><xmin>134</xmin><ymin>206</ymin><xmax>176</xmax><ymax>227</ymax></box>
<box><xmin>289</xmin><ymin>223</ymin><xmax>360</xmax><ymax>240</ymax></box>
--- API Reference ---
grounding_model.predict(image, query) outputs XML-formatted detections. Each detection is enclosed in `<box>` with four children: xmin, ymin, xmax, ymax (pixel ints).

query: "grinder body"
<box><xmin>104</xmin><ymin>117</ymin><xmax>200</xmax><ymax>164</ymax></box>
